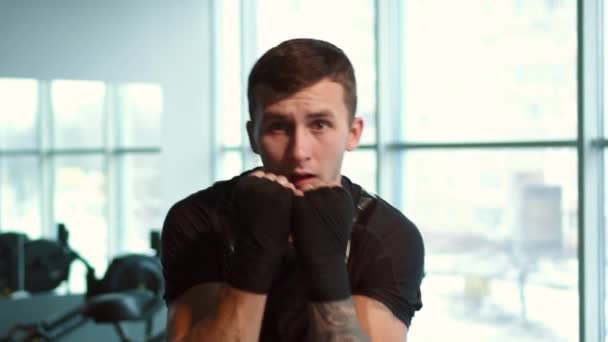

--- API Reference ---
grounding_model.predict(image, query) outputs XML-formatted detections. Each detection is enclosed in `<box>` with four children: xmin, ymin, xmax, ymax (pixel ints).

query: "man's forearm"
<box><xmin>307</xmin><ymin>297</ymin><xmax>371</xmax><ymax>342</ymax></box>
<box><xmin>180</xmin><ymin>285</ymin><xmax>267</xmax><ymax>342</ymax></box>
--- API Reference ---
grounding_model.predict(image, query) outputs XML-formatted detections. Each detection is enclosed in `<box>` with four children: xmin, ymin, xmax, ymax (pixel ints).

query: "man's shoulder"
<box><xmin>342</xmin><ymin>176</ymin><xmax>416</xmax><ymax>232</ymax></box>
<box><xmin>163</xmin><ymin>174</ymin><xmax>242</xmax><ymax>234</ymax></box>
<box><xmin>373</xmin><ymin>196</ymin><xmax>419</xmax><ymax>233</ymax></box>
<box><xmin>352</xmin><ymin>186</ymin><xmax>423</xmax><ymax>248</ymax></box>
<box><xmin>172</xmin><ymin>174</ymin><xmax>240</xmax><ymax>213</ymax></box>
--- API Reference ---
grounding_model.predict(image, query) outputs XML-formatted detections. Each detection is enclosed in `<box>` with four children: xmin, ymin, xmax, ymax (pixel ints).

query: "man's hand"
<box><xmin>227</xmin><ymin>170</ymin><xmax>296</xmax><ymax>294</ymax></box>
<box><xmin>291</xmin><ymin>180</ymin><xmax>355</xmax><ymax>301</ymax></box>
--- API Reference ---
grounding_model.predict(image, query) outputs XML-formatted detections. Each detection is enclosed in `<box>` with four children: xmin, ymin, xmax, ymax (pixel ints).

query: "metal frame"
<box><xmin>209</xmin><ymin>0</ymin><xmax>220</xmax><ymax>182</ymax></box>
<box><xmin>578</xmin><ymin>0</ymin><xmax>606</xmax><ymax>340</ymax></box>
<box><xmin>39</xmin><ymin>81</ymin><xmax>54</xmax><ymax>238</ymax></box>
<box><xmin>376</xmin><ymin>0</ymin><xmax>404</xmax><ymax>205</ymax></box>
<box><xmin>105</xmin><ymin>84</ymin><xmax>120</xmax><ymax>257</ymax></box>
<box><xmin>240</xmin><ymin>0</ymin><xmax>259</xmax><ymax>171</ymax></box>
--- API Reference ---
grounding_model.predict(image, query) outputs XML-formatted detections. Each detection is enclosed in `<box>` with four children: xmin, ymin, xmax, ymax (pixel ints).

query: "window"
<box><xmin>0</xmin><ymin>78</ymin><xmax>162</xmax><ymax>292</ymax></box>
<box><xmin>401</xmin><ymin>149</ymin><xmax>577</xmax><ymax>341</ymax></box>
<box><xmin>396</xmin><ymin>1</ymin><xmax>579</xmax><ymax>341</ymax></box>
<box><xmin>1</xmin><ymin>156</ymin><xmax>40</xmax><ymax>239</ymax></box>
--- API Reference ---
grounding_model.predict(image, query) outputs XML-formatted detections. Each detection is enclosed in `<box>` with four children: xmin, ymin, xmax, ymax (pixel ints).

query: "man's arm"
<box><xmin>291</xmin><ymin>185</ymin><xmax>370</xmax><ymax>341</ymax></box>
<box><xmin>291</xmin><ymin>183</ymin><xmax>413</xmax><ymax>341</ymax></box>
<box><xmin>352</xmin><ymin>295</ymin><xmax>408</xmax><ymax>341</ymax></box>
<box><xmin>306</xmin><ymin>298</ymin><xmax>369</xmax><ymax>341</ymax></box>
<box><xmin>305</xmin><ymin>296</ymin><xmax>407</xmax><ymax>342</ymax></box>
<box><xmin>166</xmin><ymin>283</ymin><xmax>267</xmax><ymax>342</ymax></box>
<box><xmin>164</xmin><ymin>172</ymin><xmax>295</xmax><ymax>341</ymax></box>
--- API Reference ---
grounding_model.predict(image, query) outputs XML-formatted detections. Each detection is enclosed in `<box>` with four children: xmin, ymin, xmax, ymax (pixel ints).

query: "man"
<box><xmin>161</xmin><ymin>38</ymin><xmax>424</xmax><ymax>341</ymax></box>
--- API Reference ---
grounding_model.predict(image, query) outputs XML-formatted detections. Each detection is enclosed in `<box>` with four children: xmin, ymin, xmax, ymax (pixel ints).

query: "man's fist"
<box><xmin>291</xmin><ymin>183</ymin><xmax>355</xmax><ymax>301</ymax></box>
<box><xmin>227</xmin><ymin>170</ymin><xmax>295</xmax><ymax>294</ymax></box>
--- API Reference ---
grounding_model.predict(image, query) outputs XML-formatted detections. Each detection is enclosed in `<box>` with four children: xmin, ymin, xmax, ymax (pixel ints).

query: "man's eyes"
<box><xmin>311</xmin><ymin>120</ymin><xmax>331</xmax><ymax>131</ymax></box>
<box><xmin>263</xmin><ymin>120</ymin><xmax>332</xmax><ymax>133</ymax></box>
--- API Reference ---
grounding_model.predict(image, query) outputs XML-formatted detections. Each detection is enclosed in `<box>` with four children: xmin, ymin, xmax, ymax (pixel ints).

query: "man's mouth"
<box><xmin>290</xmin><ymin>173</ymin><xmax>316</xmax><ymax>188</ymax></box>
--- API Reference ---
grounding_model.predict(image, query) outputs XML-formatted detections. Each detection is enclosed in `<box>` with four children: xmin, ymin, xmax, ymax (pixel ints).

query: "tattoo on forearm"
<box><xmin>308</xmin><ymin>299</ymin><xmax>370</xmax><ymax>342</ymax></box>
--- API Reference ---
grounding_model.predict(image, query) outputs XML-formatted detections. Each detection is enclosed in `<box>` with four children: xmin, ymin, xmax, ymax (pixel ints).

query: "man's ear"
<box><xmin>346</xmin><ymin>117</ymin><xmax>364</xmax><ymax>151</ymax></box>
<box><xmin>246</xmin><ymin>120</ymin><xmax>259</xmax><ymax>154</ymax></box>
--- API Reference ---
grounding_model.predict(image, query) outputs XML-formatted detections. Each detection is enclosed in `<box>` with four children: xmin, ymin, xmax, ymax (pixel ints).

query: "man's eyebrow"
<box><xmin>260</xmin><ymin>110</ymin><xmax>335</xmax><ymax>121</ymax></box>
<box><xmin>261</xmin><ymin>112</ymin><xmax>288</xmax><ymax>121</ymax></box>
<box><xmin>307</xmin><ymin>111</ymin><xmax>335</xmax><ymax>119</ymax></box>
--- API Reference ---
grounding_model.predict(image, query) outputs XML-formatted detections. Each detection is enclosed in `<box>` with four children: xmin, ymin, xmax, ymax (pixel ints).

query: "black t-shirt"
<box><xmin>161</xmin><ymin>172</ymin><xmax>424</xmax><ymax>340</ymax></box>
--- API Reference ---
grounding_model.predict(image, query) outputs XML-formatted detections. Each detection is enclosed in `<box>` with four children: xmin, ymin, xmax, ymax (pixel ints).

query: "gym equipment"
<box><xmin>0</xmin><ymin>232</ymin><xmax>27</xmax><ymax>296</ymax></box>
<box><xmin>0</xmin><ymin>224</ymin><xmax>166</xmax><ymax>341</ymax></box>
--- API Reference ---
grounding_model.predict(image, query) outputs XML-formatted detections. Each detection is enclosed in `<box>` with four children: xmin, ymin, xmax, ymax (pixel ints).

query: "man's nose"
<box><xmin>290</xmin><ymin>126</ymin><xmax>312</xmax><ymax>162</ymax></box>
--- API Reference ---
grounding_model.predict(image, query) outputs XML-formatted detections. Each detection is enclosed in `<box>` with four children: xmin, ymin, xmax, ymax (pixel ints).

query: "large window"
<box><xmin>397</xmin><ymin>1</ymin><xmax>578</xmax><ymax>341</ymax></box>
<box><xmin>0</xmin><ymin>79</ymin><xmax>163</xmax><ymax>291</ymax></box>
<box><xmin>212</xmin><ymin>0</ymin><xmax>586</xmax><ymax>341</ymax></box>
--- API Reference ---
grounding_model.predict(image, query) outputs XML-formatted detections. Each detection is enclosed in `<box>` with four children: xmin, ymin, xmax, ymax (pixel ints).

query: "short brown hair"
<box><xmin>247</xmin><ymin>38</ymin><xmax>357</xmax><ymax>120</ymax></box>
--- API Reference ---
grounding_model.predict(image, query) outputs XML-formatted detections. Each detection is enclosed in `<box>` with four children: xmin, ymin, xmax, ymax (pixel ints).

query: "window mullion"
<box><xmin>210</xmin><ymin>0</ymin><xmax>220</xmax><ymax>181</ymax></box>
<box><xmin>105</xmin><ymin>83</ymin><xmax>121</xmax><ymax>259</ymax></box>
<box><xmin>39</xmin><ymin>80</ymin><xmax>55</xmax><ymax>238</ymax></box>
<box><xmin>240</xmin><ymin>0</ymin><xmax>258</xmax><ymax>171</ymax></box>
<box><xmin>376</xmin><ymin>0</ymin><xmax>404</xmax><ymax>204</ymax></box>
<box><xmin>578</xmin><ymin>0</ymin><xmax>605</xmax><ymax>340</ymax></box>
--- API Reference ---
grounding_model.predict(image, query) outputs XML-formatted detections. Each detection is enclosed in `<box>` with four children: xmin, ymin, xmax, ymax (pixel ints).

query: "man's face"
<box><xmin>247</xmin><ymin>78</ymin><xmax>363</xmax><ymax>189</ymax></box>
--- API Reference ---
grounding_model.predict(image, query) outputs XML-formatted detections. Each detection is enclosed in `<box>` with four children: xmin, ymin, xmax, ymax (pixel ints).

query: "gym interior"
<box><xmin>0</xmin><ymin>1</ymin><xmax>605</xmax><ymax>341</ymax></box>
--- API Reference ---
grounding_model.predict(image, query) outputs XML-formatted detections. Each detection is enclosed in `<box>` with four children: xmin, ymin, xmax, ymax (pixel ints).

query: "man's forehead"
<box><xmin>261</xmin><ymin>108</ymin><xmax>336</xmax><ymax>121</ymax></box>
<box><xmin>254</xmin><ymin>84</ymin><xmax>289</xmax><ymax>106</ymax></box>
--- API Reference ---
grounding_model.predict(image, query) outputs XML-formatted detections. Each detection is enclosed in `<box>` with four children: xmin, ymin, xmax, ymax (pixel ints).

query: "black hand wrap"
<box><xmin>228</xmin><ymin>176</ymin><xmax>292</xmax><ymax>294</ymax></box>
<box><xmin>292</xmin><ymin>186</ymin><xmax>355</xmax><ymax>302</ymax></box>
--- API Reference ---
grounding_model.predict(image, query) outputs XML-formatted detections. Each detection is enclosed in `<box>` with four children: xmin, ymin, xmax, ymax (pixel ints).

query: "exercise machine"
<box><xmin>0</xmin><ymin>225</ymin><xmax>165</xmax><ymax>341</ymax></box>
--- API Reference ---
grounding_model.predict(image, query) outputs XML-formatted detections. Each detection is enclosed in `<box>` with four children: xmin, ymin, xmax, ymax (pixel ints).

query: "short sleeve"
<box><xmin>349</xmin><ymin>206</ymin><xmax>425</xmax><ymax>328</ymax></box>
<box><xmin>161</xmin><ymin>198</ymin><xmax>225</xmax><ymax>304</ymax></box>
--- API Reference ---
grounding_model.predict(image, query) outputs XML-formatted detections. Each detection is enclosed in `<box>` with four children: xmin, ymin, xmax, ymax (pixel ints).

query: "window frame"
<box><xmin>579</xmin><ymin>0</ymin><xmax>606</xmax><ymax>340</ymax></box>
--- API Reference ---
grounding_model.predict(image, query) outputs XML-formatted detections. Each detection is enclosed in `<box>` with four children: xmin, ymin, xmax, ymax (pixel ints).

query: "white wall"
<box><xmin>0</xmin><ymin>0</ymin><xmax>215</xmax><ymax>213</ymax></box>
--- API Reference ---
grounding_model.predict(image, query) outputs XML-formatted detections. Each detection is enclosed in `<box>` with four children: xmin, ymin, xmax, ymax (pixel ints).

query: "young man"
<box><xmin>161</xmin><ymin>38</ymin><xmax>424</xmax><ymax>341</ymax></box>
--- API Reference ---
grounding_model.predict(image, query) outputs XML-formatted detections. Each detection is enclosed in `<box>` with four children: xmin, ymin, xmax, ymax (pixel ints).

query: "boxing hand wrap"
<box><xmin>292</xmin><ymin>186</ymin><xmax>355</xmax><ymax>302</ymax></box>
<box><xmin>228</xmin><ymin>176</ymin><xmax>292</xmax><ymax>293</ymax></box>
